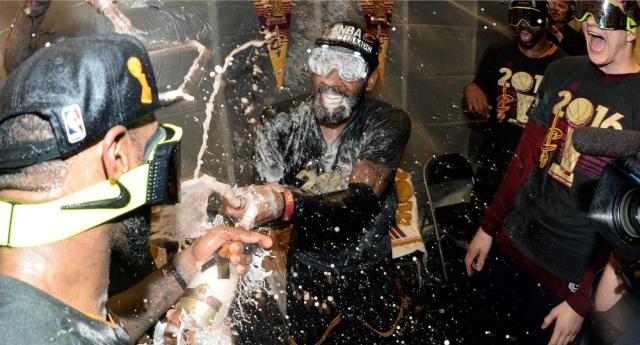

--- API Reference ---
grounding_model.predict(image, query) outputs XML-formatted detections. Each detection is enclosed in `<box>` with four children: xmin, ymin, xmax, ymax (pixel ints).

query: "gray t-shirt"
<box><xmin>0</xmin><ymin>274</ymin><xmax>130</xmax><ymax>345</ymax></box>
<box><xmin>254</xmin><ymin>95</ymin><xmax>411</xmax><ymax>271</ymax></box>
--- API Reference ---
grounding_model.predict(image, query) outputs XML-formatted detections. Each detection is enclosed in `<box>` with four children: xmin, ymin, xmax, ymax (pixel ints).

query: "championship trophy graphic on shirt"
<box><xmin>496</xmin><ymin>69</ymin><xmax>542</xmax><ymax>125</ymax></box>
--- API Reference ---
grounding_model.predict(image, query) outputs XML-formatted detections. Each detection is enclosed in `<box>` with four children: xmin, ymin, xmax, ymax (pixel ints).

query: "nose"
<box><xmin>517</xmin><ymin>21</ymin><xmax>528</xmax><ymax>29</ymax></box>
<box><xmin>585</xmin><ymin>14</ymin><xmax>596</xmax><ymax>26</ymax></box>
<box><xmin>323</xmin><ymin>68</ymin><xmax>344</xmax><ymax>86</ymax></box>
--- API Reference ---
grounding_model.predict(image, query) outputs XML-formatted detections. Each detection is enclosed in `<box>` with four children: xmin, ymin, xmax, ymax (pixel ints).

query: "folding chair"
<box><xmin>423</xmin><ymin>153</ymin><xmax>476</xmax><ymax>281</ymax></box>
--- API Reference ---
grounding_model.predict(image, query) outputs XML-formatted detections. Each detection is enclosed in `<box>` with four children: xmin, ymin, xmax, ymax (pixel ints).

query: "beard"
<box><xmin>108</xmin><ymin>205</ymin><xmax>155</xmax><ymax>294</ymax></box>
<box><xmin>312</xmin><ymin>85</ymin><xmax>360</xmax><ymax>125</ymax></box>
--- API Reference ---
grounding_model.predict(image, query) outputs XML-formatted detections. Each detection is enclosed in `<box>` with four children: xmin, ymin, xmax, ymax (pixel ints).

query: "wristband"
<box><xmin>169</xmin><ymin>265</ymin><xmax>188</xmax><ymax>290</ymax></box>
<box><xmin>281</xmin><ymin>190</ymin><xmax>295</xmax><ymax>222</ymax></box>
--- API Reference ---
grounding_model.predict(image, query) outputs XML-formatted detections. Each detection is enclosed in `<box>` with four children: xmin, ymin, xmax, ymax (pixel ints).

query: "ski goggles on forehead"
<box><xmin>509</xmin><ymin>7</ymin><xmax>547</xmax><ymax>28</ymax></box>
<box><xmin>0</xmin><ymin>123</ymin><xmax>182</xmax><ymax>247</ymax></box>
<box><xmin>576</xmin><ymin>0</ymin><xmax>638</xmax><ymax>32</ymax></box>
<box><xmin>308</xmin><ymin>46</ymin><xmax>369</xmax><ymax>83</ymax></box>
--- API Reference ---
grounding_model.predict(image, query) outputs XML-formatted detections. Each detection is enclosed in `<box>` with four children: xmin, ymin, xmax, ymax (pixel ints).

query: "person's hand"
<box><xmin>463</xmin><ymin>83</ymin><xmax>491</xmax><ymax>118</ymax></box>
<box><xmin>224</xmin><ymin>183</ymin><xmax>287</xmax><ymax>228</ymax></box>
<box><xmin>22</xmin><ymin>0</ymin><xmax>51</xmax><ymax>18</ymax></box>
<box><xmin>162</xmin><ymin>309</ymin><xmax>196</xmax><ymax>345</ymax></box>
<box><xmin>161</xmin><ymin>226</ymin><xmax>272</xmax><ymax>344</ymax></box>
<box><xmin>464</xmin><ymin>227</ymin><xmax>493</xmax><ymax>276</ymax></box>
<box><xmin>549</xmin><ymin>24</ymin><xmax>564</xmax><ymax>42</ymax></box>
<box><xmin>173</xmin><ymin>225</ymin><xmax>273</xmax><ymax>282</ymax></box>
<box><xmin>541</xmin><ymin>301</ymin><xmax>584</xmax><ymax>345</ymax></box>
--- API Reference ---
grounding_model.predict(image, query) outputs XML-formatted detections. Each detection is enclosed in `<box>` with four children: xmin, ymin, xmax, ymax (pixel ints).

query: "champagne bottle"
<box><xmin>174</xmin><ymin>247</ymin><xmax>238</xmax><ymax>330</ymax></box>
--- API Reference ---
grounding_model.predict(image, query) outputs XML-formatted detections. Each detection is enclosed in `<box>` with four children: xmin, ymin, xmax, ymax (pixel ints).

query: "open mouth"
<box><xmin>321</xmin><ymin>92</ymin><xmax>345</xmax><ymax>108</ymax></box>
<box><xmin>587</xmin><ymin>29</ymin><xmax>607</xmax><ymax>53</ymax></box>
<box><xmin>518</xmin><ymin>30</ymin><xmax>533</xmax><ymax>43</ymax></box>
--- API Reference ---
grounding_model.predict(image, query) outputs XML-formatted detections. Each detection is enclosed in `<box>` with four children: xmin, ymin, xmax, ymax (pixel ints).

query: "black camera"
<box><xmin>588</xmin><ymin>160</ymin><xmax>640</xmax><ymax>263</ymax></box>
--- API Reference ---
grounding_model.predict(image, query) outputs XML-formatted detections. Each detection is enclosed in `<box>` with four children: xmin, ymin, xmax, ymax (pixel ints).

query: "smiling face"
<box><xmin>549</xmin><ymin>0</ymin><xmax>570</xmax><ymax>22</ymax></box>
<box><xmin>582</xmin><ymin>0</ymin><xmax>637</xmax><ymax>73</ymax></box>
<box><xmin>311</xmin><ymin>71</ymin><xmax>365</xmax><ymax>125</ymax></box>
<box><xmin>509</xmin><ymin>5</ymin><xmax>548</xmax><ymax>49</ymax></box>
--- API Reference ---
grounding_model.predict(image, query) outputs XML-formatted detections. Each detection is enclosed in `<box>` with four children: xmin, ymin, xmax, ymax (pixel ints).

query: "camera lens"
<box><xmin>618</xmin><ymin>187</ymin><xmax>640</xmax><ymax>240</ymax></box>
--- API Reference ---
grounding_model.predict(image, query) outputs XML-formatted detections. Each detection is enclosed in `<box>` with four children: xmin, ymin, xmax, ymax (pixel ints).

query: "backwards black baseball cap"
<box><xmin>315</xmin><ymin>21</ymin><xmax>381</xmax><ymax>71</ymax></box>
<box><xmin>0</xmin><ymin>34</ymin><xmax>160</xmax><ymax>170</ymax></box>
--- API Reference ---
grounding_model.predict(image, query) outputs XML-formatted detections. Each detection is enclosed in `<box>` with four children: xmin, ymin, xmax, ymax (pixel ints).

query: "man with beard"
<box><xmin>0</xmin><ymin>34</ymin><xmax>272</xmax><ymax>344</ymax></box>
<box><xmin>547</xmin><ymin>0</ymin><xmax>588</xmax><ymax>55</ymax></box>
<box><xmin>2</xmin><ymin>0</ymin><xmax>218</xmax><ymax>297</ymax></box>
<box><xmin>464</xmin><ymin>0</ymin><xmax>567</xmax><ymax>226</ymax></box>
<box><xmin>465</xmin><ymin>1</ymin><xmax>640</xmax><ymax>344</ymax></box>
<box><xmin>224</xmin><ymin>21</ymin><xmax>411</xmax><ymax>345</ymax></box>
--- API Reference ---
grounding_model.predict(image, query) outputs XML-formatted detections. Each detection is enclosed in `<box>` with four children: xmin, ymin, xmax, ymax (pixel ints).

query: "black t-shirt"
<box><xmin>0</xmin><ymin>274</ymin><xmax>130</xmax><ymax>345</ymax></box>
<box><xmin>473</xmin><ymin>40</ymin><xmax>568</xmax><ymax>149</ymax></box>
<box><xmin>254</xmin><ymin>95</ymin><xmax>411</xmax><ymax>271</ymax></box>
<box><xmin>505</xmin><ymin>56</ymin><xmax>640</xmax><ymax>282</ymax></box>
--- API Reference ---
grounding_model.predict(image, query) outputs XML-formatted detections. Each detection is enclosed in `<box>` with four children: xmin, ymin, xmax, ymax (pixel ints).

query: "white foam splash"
<box><xmin>231</xmin><ymin>247</ymin><xmax>273</xmax><ymax>330</ymax></box>
<box><xmin>151</xmin><ymin>32</ymin><xmax>283</xmax><ymax>344</ymax></box>
<box><xmin>193</xmin><ymin>39</ymin><xmax>267</xmax><ymax>179</ymax></box>
<box><xmin>150</xmin><ymin>175</ymin><xmax>223</xmax><ymax>247</ymax></box>
<box><xmin>150</xmin><ymin>176</ymin><xmax>273</xmax><ymax>345</ymax></box>
<box><xmin>158</xmin><ymin>40</ymin><xmax>208</xmax><ymax>104</ymax></box>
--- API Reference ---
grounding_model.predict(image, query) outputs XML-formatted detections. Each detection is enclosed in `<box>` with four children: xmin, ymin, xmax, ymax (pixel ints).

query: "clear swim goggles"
<box><xmin>576</xmin><ymin>0</ymin><xmax>638</xmax><ymax>32</ymax></box>
<box><xmin>308</xmin><ymin>45</ymin><xmax>369</xmax><ymax>82</ymax></box>
<box><xmin>0</xmin><ymin>123</ymin><xmax>182</xmax><ymax>247</ymax></box>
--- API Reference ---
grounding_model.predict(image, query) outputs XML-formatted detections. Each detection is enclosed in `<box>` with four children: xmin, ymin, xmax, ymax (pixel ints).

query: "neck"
<box><xmin>320</xmin><ymin>116</ymin><xmax>352</xmax><ymax>144</ymax></box>
<box><xmin>320</xmin><ymin>122</ymin><xmax>347</xmax><ymax>144</ymax></box>
<box><xmin>0</xmin><ymin>225</ymin><xmax>111</xmax><ymax>316</ymax></box>
<box><xmin>519</xmin><ymin>37</ymin><xmax>556</xmax><ymax>58</ymax></box>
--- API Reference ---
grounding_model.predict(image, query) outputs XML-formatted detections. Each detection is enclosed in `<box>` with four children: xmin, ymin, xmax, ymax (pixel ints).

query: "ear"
<box><xmin>627</xmin><ymin>29</ymin><xmax>637</xmax><ymax>42</ymax></box>
<box><xmin>365</xmin><ymin>70</ymin><xmax>379</xmax><ymax>92</ymax></box>
<box><xmin>102</xmin><ymin>125</ymin><xmax>129</xmax><ymax>182</ymax></box>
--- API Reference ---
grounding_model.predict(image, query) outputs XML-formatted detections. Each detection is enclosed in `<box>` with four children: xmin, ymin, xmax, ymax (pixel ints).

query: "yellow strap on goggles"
<box><xmin>0</xmin><ymin>123</ymin><xmax>183</xmax><ymax>248</ymax></box>
<box><xmin>0</xmin><ymin>164</ymin><xmax>149</xmax><ymax>247</ymax></box>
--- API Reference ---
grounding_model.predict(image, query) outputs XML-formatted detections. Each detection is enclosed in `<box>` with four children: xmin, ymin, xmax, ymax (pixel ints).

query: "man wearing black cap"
<box><xmin>225</xmin><ymin>21</ymin><xmax>411</xmax><ymax>344</ymax></box>
<box><xmin>0</xmin><ymin>34</ymin><xmax>272</xmax><ymax>344</ymax></box>
<box><xmin>464</xmin><ymin>1</ymin><xmax>567</xmax><ymax>226</ymax></box>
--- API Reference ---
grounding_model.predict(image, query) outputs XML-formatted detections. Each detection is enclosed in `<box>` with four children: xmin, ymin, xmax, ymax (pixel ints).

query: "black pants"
<box><xmin>472</xmin><ymin>141</ymin><xmax>514</xmax><ymax>212</ymax></box>
<box><xmin>286</xmin><ymin>256</ymin><xmax>405</xmax><ymax>345</ymax></box>
<box><xmin>467</xmin><ymin>246</ymin><xmax>573</xmax><ymax>345</ymax></box>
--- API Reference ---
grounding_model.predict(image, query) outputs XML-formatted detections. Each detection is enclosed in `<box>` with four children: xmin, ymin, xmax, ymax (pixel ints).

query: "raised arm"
<box><xmin>107</xmin><ymin>226</ymin><xmax>272</xmax><ymax>341</ymax></box>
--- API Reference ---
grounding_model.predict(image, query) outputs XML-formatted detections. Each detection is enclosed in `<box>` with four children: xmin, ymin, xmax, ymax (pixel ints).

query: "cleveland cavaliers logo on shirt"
<box><xmin>541</xmin><ymin>90</ymin><xmax>625</xmax><ymax>187</ymax></box>
<box><xmin>496</xmin><ymin>68</ymin><xmax>545</xmax><ymax>126</ymax></box>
